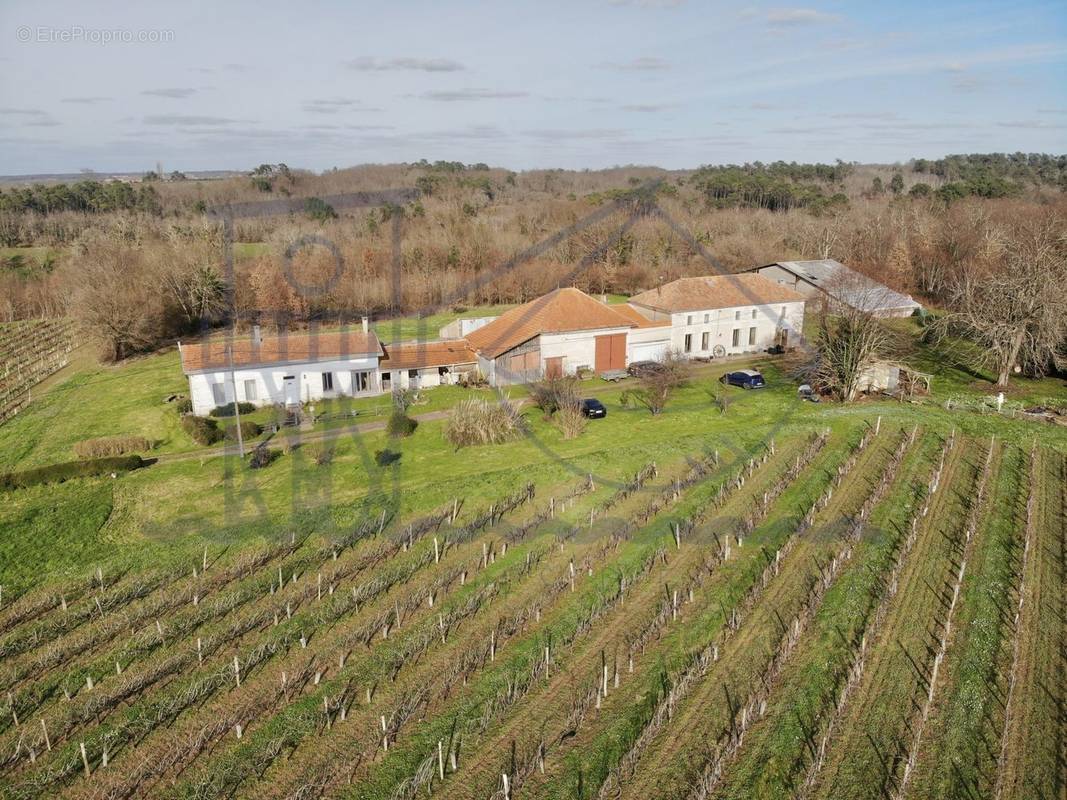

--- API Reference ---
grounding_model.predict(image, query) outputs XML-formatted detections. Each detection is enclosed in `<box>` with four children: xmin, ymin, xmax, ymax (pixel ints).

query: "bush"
<box><xmin>387</xmin><ymin>412</ymin><xmax>418</xmax><ymax>438</ymax></box>
<box><xmin>248</xmin><ymin>445</ymin><xmax>278</xmax><ymax>469</ymax></box>
<box><xmin>181</xmin><ymin>415</ymin><xmax>223</xmax><ymax>446</ymax></box>
<box><xmin>306</xmin><ymin>443</ymin><xmax>334</xmax><ymax>466</ymax></box>
<box><xmin>554</xmin><ymin>402</ymin><xmax>587</xmax><ymax>439</ymax></box>
<box><xmin>209</xmin><ymin>402</ymin><xmax>256</xmax><ymax>418</ymax></box>
<box><xmin>1</xmin><ymin>455</ymin><xmax>146</xmax><ymax>491</ymax></box>
<box><xmin>223</xmin><ymin>420</ymin><xmax>263</xmax><ymax>442</ymax></box>
<box><xmin>73</xmin><ymin>435</ymin><xmax>151</xmax><ymax>459</ymax></box>
<box><xmin>375</xmin><ymin>448</ymin><xmax>401</xmax><ymax>467</ymax></box>
<box><xmin>175</xmin><ymin>397</ymin><xmax>192</xmax><ymax>414</ymax></box>
<box><xmin>444</xmin><ymin>397</ymin><xmax>527</xmax><ymax>448</ymax></box>
<box><xmin>529</xmin><ymin>377</ymin><xmax>581</xmax><ymax>419</ymax></box>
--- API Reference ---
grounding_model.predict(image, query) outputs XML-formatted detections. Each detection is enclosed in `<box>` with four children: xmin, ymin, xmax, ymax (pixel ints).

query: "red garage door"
<box><xmin>594</xmin><ymin>334</ymin><xmax>626</xmax><ymax>372</ymax></box>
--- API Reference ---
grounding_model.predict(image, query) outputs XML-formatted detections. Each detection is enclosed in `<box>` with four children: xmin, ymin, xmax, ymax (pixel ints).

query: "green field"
<box><xmin>0</xmin><ymin>318</ymin><xmax>1063</xmax><ymax>800</ymax></box>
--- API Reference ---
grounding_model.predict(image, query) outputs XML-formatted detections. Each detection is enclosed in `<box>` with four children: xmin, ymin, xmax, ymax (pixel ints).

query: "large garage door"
<box><xmin>629</xmin><ymin>341</ymin><xmax>669</xmax><ymax>363</ymax></box>
<box><xmin>594</xmin><ymin>334</ymin><xmax>626</xmax><ymax>372</ymax></box>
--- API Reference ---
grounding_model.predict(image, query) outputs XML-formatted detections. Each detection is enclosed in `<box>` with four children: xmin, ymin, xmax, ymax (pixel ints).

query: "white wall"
<box><xmin>658</xmin><ymin>301</ymin><xmax>806</xmax><ymax>358</ymax></box>
<box><xmin>539</xmin><ymin>326</ymin><xmax>631</xmax><ymax>376</ymax></box>
<box><xmin>627</xmin><ymin>326</ymin><xmax>672</xmax><ymax>362</ymax></box>
<box><xmin>187</xmin><ymin>355</ymin><xmax>381</xmax><ymax>415</ymax></box>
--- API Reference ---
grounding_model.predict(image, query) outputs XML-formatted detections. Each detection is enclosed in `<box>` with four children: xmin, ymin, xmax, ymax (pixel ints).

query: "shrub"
<box><xmin>306</xmin><ymin>443</ymin><xmax>334</xmax><ymax>466</ymax></box>
<box><xmin>444</xmin><ymin>397</ymin><xmax>527</xmax><ymax>448</ymax></box>
<box><xmin>554</xmin><ymin>401</ymin><xmax>587</xmax><ymax>439</ymax></box>
<box><xmin>1</xmin><ymin>455</ymin><xmax>146</xmax><ymax>491</ymax></box>
<box><xmin>181</xmin><ymin>415</ymin><xmax>223</xmax><ymax>446</ymax></box>
<box><xmin>248</xmin><ymin>445</ymin><xmax>278</xmax><ymax>469</ymax></box>
<box><xmin>387</xmin><ymin>412</ymin><xmax>418</xmax><ymax>438</ymax></box>
<box><xmin>73</xmin><ymin>436</ymin><xmax>151</xmax><ymax>459</ymax></box>
<box><xmin>175</xmin><ymin>397</ymin><xmax>192</xmax><ymax>414</ymax></box>
<box><xmin>209</xmin><ymin>402</ymin><xmax>256</xmax><ymax>418</ymax></box>
<box><xmin>529</xmin><ymin>377</ymin><xmax>581</xmax><ymax>419</ymax></box>
<box><xmin>620</xmin><ymin>351</ymin><xmax>691</xmax><ymax>415</ymax></box>
<box><xmin>375</xmin><ymin>448</ymin><xmax>401</xmax><ymax>467</ymax></box>
<box><xmin>223</xmin><ymin>420</ymin><xmax>263</xmax><ymax>442</ymax></box>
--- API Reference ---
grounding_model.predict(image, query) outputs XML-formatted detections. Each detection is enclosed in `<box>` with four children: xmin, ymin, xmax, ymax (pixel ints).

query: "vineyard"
<box><xmin>0</xmin><ymin>319</ymin><xmax>76</xmax><ymax>425</ymax></box>
<box><xmin>0</xmin><ymin>421</ymin><xmax>1063</xmax><ymax>800</ymax></box>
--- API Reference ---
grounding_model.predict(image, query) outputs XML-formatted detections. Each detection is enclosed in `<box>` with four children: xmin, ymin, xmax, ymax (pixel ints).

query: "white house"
<box><xmin>627</xmin><ymin>273</ymin><xmax>806</xmax><ymax>358</ymax></box>
<box><xmin>179</xmin><ymin>324</ymin><xmax>384</xmax><ymax>416</ymax></box>
<box><xmin>749</xmin><ymin>259</ymin><xmax>921</xmax><ymax>318</ymax></box>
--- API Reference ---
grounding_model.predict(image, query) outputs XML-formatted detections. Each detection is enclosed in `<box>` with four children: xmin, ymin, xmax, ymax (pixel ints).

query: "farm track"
<box><xmin>420</xmin><ymin>432</ymin><xmax>835</xmax><ymax>800</ymax></box>
<box><xmin>254</xmin><ymin>446</ymin><xmax>754</xmax><ymax>800</ymax></box>
<box><xmin>808</xmin><ymin>435</ymin><xmax>989</xmax><ymax>800</ymax></box>
<box><xmin>2</xmin><ymin>484</ymin><xmax>544</xmax><ymax>798</ymax></box>
<box><xmin>708</xmin><ymin>429</ymin><xmax>943</xmax><ymax>800</ymax></box>
<box><xmin>992</xmin><ymin>447</ymin><xmax>1067</xmax><ymax>800</ymax></box>
<box><xmin>903</xmin><ymin>441</ymin><xmax>1025</xmax><ymax>799</ymax></box>
<box><xmin>611</xmin><ymin>426</ymin><xmax>908</xmax><ymax>800</ymax></box>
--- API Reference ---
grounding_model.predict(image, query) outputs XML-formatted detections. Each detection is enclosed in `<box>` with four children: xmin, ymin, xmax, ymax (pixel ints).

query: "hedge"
<box><xmin>1</xmin><ymin>456</ymin><xmax>146</xmax><ymax>491</ymax></box>
<box><xmin>223</xmin><ymin>420</ymin><xmax>263</xmax><ymax>442</ymax></box>
<box><xmin>181</xmin><ymin>415</ymin><xmax>223</xmax><ymax>446</ymax></box>
<box><xmin>73</xmin><ymin>435</ymin><xmax>151</xmax><ymax>459</ymax></box>
<box><xmin>210</xmin><ymin>402</ymin><xmax>256</xmax><ymax>418</ymax></box>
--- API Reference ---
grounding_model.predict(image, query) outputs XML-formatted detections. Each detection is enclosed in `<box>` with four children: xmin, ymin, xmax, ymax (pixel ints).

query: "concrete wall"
<box><xmin>187</xmin><ymin>354</ymin><xmax>381</xmax><ymax>415</ymax></box>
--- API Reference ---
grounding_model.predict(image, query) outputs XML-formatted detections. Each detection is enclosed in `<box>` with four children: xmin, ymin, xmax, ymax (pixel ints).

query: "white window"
<box><xmin>701</xmin><ymin>332</ymin><xmax>709</xmax><ymax>350</ymax></box>
<box><xmin>321</xmin><ymin>372</ymin><xmax>334</xmax><ymax>392</ymax></box>
<box><xmin>687</xmin><ymin>314</ymin><xmax>694</xmax><ymax>326</ymax></box>
<box><xmin>243</xmin><ymin>379</ymin><xmax>257</xmax><ymax>402</ymax></box>
<box><xmin>752</xmin><ymin>309</ymin><xmax>758</xmax><ymax>319</ymax></box>
<box><xmin>703</xmin><ymin>313</ymin><xmax>710</xmax><ymax>323</ymax></box>
<box><xmin>381</xmin><ymin>371</ymin><xmax>392</xmax><ymax>390</ymax></box>
<box><xmin>211</xmin><ymin>382</ymin><xmax>226</xmax><ymax>406</ymax></box>
<box><xmin>734</xmin><ymin>310</ymin><xmax>741</xmax><ymax>321</ymax></box>
<box><xmin>749</xmin><ymin>327</ymin><xmax>757</xmax><ymax>345</ymax></box>
<box><xmin>732</xmin><ymin>328</ymin><xmax>741</xmax><ymax>347</ymax></box>
<box><xmin>351</xmin><ymin>370</ymin><xmax>371</xmax><ymax>393</ymax></box>
<box><xmin>684</xmin><ymin>334</ymin><xmax>692</xmax><ymax>353</ymax></box>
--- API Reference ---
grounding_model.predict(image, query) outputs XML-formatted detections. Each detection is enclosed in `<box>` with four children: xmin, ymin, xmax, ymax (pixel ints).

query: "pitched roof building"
<box><xmin>748</xmin><ymin>259</ymin><xmax>921</xmax><ymax>318</ymax></box>
<box><xmin>628</xmin><ymin>273</ymin><xmax>805</xmax><ymax>313</ymax></box>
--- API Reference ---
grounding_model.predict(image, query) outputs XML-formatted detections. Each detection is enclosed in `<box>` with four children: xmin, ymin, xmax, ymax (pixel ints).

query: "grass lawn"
<box><xmin>0</xmin><ymin>245</ymin><xmax>59</xmax><ymax>266</ymax></box>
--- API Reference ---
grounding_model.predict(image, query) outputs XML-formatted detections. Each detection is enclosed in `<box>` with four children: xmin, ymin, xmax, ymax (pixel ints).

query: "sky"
<box><xmin>1</xmin><ymin>0</ymin><xmax>1065</xmax><ymax>175</ymax></box>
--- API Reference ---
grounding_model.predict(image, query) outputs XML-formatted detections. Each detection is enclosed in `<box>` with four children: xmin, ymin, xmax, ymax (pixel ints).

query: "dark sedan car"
<box><xmin>719</xmin><ymin>369</ymin><xmax>766</xmax><ymax>389</ymax></box>
<box><xmin>580</xmin><ymin>398</ymin><xmax>607</xmax><ymax>418</ymax></box>
<box><xmin>627</xmin><ymin>360</ymin><xmax>667</xmax><ymax>378</ymax></box>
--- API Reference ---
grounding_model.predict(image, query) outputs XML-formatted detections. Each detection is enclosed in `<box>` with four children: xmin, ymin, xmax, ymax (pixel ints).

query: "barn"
<box><xmin>464</xmin><ymin>288</ymin><xmax>641</xmax><ymax>385</ymax></box>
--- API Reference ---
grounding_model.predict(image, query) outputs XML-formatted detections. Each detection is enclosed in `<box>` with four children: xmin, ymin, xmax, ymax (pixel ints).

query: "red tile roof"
<box><xmin>180</xmin><ymin>329</ymin><xmax>382</xmax><ymax>373</ymax></box>
<box><xmin>611</xmin><ymin>303</ymin><xmax>671</xmax><ymax>328</ymax></box>
<box><xmin>380</xmin><ymin>340</ymin><xmax>477</xmax><ymax>370</ymax></box>
<box><xmin>465</xmin><ymin>287</ymin><xmax>635</xmax><ymax>358</ymax></box>
<box><xmin>628</xmin><ymin>273</ymin><xmax>805</xmax><ymax>312</ymax></box>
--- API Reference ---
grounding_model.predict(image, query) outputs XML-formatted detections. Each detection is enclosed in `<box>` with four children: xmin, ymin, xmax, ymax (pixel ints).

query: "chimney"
<box><xmin>361</xmin><ymin>316</ymin><xmax>369</xmax><ymax>334</ymax></box>
<box><xmin>252</xmin><ymin>325</ymin><xmax>262</xmax><ymax>347</ymax></box>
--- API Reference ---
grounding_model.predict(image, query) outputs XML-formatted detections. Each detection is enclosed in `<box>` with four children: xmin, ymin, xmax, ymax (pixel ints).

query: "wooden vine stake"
<box><xmin>80</xmin><ymin>741</ymin><xmax>90</xmax><ymax>777</ymax></box>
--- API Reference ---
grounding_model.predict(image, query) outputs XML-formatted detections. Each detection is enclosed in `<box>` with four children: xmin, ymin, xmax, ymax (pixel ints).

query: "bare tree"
<box><xmin>621</xmin><ymin>350</ymin><xmax>690</xmax><ymax>415</ymax></box>
<box><xmin>808</xmin><ymin>296</ymin><xmax>893</xmax><ymax>402</ymax></box>
<box><xmin>941</xmin><ymin>218</ymin><xmax>1067</xmax><ymax>388</ymax></box>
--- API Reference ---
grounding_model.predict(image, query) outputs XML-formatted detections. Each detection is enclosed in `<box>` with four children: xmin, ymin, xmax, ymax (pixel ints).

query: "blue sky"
<box><xmin>1</xmin><ymin>0</ymin><xmax>1064</xmax><ymax>175</ymax></box>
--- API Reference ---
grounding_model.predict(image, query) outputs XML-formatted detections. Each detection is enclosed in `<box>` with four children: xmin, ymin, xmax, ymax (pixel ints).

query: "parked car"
<box><xmin>719</xmin><ymin>369</ymin><xmax>766</xmax><ymax>389</ymax></box>
<box><xmin>627</xmin><ymin>360</ymin><xmax>667</xmax><ymax>378</ymax></box>
<box><xmin>580</xmin><ymin>398</ymin><xmax>607</xmax><ymax>418</ymax></box>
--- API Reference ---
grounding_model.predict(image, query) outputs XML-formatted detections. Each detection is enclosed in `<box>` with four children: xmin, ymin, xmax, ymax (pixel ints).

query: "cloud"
<box><xmin>61</xmin><ymin>96</ymin><xmax>113</xmax><ymax>104</ymax></box>
<box><xmin>143</xmin><ymin>114</ymin><xmax>244</xmax><ymax>126</ymax></box>
<box><xmin>522</xmin><ymin>128</ymin><xmax>626</xmax><ymax>140</ymax></box>
<box><xmin>620</xmin><ymin>103</ymin><xmax>677</xmax><ymax>112</ymax></box>
<box><xmin>950</xmin><ymin>73</ymin><xmax>989</xmax><ymax>93</ymax></box>
<box><xmin>600</xmin><ymin>56</ymin><xmax>670</xmax><ymax>70</ymax></box>
<box><xmin>997</xmin><ymin>120</ymin><xmax>1067</xmax><ymax>130</ymax></box>
<box><xmin>608</xmin><ymin>0</ymin><xmax>686</xmax><ymax>7</ymax></box>
<box><xmin>345</xmin><ymin>57</ymin><xmax>464</xmax><ymax>72</ymax></box>
<box><xmin>1037</xmin><ymin>107</ymin><xmax>1067</xmax><ymax>114</ymax></box>
<box><xmin>763</xmin><ymin>8</ymin><xmax>843</xmax><ymax>26</ymax></box>
<box><xmin>749</xmin><ymin>102</ymin><xmax>779</xmax><ymax>110</ymax></box>
<box><xmin>419</xmin><ymin>88</ymin><xmax>528</xmax><ymax>101</ymax></box>
<box><xmin>302</xmin><ymin>98</ymin><xmax>383</xmax><ymax>114</ymax></box>
<box><xmin>141</xmin><ymin>87</ymin><xmax>198</xmax><ymax>98</ymax></box>
<box><xmin>829</xmin><ymin>111</ymin><xmax>899</xmax><ymax>120</ymax></box>
<box><xmin>0</xmin><ymin>107</ymin><xmax>50</xmax><ymax>117</ymax></box>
